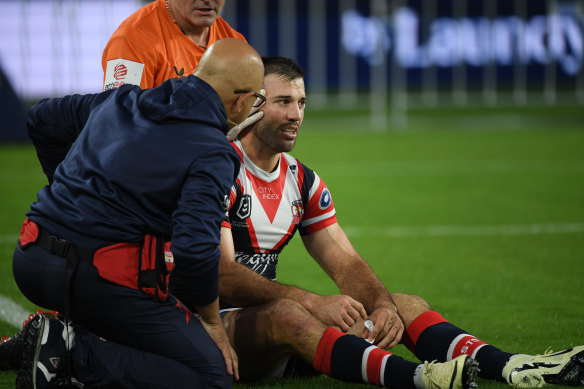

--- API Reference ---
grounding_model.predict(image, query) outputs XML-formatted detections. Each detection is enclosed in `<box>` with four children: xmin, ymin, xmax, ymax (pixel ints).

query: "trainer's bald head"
<box><xmin>195</xmin><ymin>39</ymin><xmax>264</xmax><ymax>127</ymax></box>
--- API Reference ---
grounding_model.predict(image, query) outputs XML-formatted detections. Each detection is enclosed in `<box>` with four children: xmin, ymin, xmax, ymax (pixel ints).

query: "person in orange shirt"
<box><xmin>102</xmin><ymin>0</ymin><xmax>246</xmax><ymax>90</ymax></box>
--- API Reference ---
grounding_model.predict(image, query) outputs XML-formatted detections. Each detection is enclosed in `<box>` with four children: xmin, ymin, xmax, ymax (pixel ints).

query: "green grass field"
<box><xmin>1</xmin><ymin>104</ymin><xmax>583</xmax><ymax>388</ymax></box>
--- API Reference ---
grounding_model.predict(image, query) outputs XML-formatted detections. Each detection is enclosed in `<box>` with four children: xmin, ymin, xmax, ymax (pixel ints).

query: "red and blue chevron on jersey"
<box><xmin>224</xmin><ymin>139</ymin><xmax>337</xmax><ymax>281</ymax></box>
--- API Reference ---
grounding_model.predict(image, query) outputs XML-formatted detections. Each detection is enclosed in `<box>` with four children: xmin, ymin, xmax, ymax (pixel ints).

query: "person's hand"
<box><xmin>309</xmin><ymin>294</ymin><xmax>367</xmax><ymax>331</ymax></box>
<box><xmin>226</xmin><ymin>89</ymin><xmax>266</xmax><ymax>141</ymax></box>
<box><xmin>362</xmin><ymin>306</ymin><xmax>404</xmax><ymax>349</ymax></box>
<box><xmin>197</xmin><ymin>298</ymin><xmax>239</xmax><ymax>381</ymax></box>
<box><xmin>199</xmin><ymin>316</ymin><xmax>239</xmax><ymax>381</ymax></box>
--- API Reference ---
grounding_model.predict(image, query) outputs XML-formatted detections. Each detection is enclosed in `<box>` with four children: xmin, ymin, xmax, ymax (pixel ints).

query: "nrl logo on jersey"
<box><xmin>236</xmin><ymin>194</ymin><xmax>252</xmax><ymax>219</ymax></box>
<box><xmin>291</xmin><ymin>200</ymin><xmax>304</xmax><ymax>225</ymax></box>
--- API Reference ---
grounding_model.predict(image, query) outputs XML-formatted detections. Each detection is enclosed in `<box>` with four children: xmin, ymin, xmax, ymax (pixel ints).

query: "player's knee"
<box><xmin>264</xmin><ymin>299</ymin><xmax>315</xmax><ymax>338</ymax></box>
<box><xmin>392</xmin><ymin>292</ymin><xmax>431</xmax><ymax>311</ymax></box>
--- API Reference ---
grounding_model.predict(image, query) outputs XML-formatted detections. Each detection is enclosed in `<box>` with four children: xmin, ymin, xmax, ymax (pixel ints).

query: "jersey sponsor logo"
<box><xmin>319</xmin><ymin>188</ymin><xmax>332</xmax><ymax>210</ymax></box>
<box><xmin>291</xmin><ymin>200</ymin><xmax>304</xmax><ymax>225</ymax></box>
<box><xmin>113</xmin><ymin>63</ymin><xmax>128</xmax><ymax>80</ymax></box>
<box><xmin>103</xmin><ymin>58</ymin><xmax>145</xmax><ymax>91</ymax></box>
<box><xmin>236</xmin><ymin>194</ymin><xmax>252</xmax><ymax>219</ymax></box>
<box><xmin>257</xmin><ymin>186</ymin><xmax>280</xmax><ymax>200</ymax></box>
<box><xmin>235</xmin><ymin>251</ymin><xmax>279</xmax><ymax>279</ymax></box>
<box><xmin>222</xmin><ymin>195</ymin><xmax>230</xmax><ymax>212</ymax></box>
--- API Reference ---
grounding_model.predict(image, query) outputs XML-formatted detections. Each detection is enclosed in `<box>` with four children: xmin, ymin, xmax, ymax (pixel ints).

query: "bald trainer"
<box><xmin>13</xmin><ymin>38</ymin><xmax>264</xmax><ymax>388</ymax></box>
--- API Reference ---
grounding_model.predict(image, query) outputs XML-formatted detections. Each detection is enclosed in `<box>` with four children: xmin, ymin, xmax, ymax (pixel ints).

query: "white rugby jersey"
<box><xmin>223</xmin><ymin>139</ymin><xmax>337</xmax><ymax>282</ymax></box>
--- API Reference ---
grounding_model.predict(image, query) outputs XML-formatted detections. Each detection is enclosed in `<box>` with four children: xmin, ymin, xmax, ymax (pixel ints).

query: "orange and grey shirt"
<box><xmin>102</xmin><ymin>0</ymin><xmax>246</xmax><ymax>90</ymax></box>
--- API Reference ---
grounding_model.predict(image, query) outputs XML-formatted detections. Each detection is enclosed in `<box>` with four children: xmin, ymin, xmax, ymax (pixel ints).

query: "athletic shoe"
<box><xmin>0</xmin><ymin>311</ymin><xmax>59</xmax><ymax>371</ymax></box>
<box><xmin>503</xmin><ymin>346</ymin><xmax>584</xmax><ymax>387</ymax></box>
<box><xmin>15</xmin><ymin>314</ymin><xmax>78</xmax><ymax>389</ymax></box>
<box><xmin>422</xmin><ymin>355</ymin><xmax>479</xmax><ymax>389</ymax></box>
<box><xmin>0</xmin><ymin>327</ymin><xmax>29</xmax><ymax>370</ymax></box>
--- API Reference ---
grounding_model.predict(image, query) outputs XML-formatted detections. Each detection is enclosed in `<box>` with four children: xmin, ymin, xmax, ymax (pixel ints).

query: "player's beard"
<box><xmin>255</xmin><ymin>121</ymin><xmax>298</xmax><ymax>154</ymax></box>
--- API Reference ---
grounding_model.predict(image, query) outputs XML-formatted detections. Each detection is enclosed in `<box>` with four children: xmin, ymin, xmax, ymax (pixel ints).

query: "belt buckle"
<box><xmin>48</xmin><ymin>235</ymin><xmax>71</xmax><ymax>258</ymax></box>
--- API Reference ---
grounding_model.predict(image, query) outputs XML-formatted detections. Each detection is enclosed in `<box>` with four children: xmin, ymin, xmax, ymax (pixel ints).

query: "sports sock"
<box><xmin>314</xmin><ymin>327</ymin><xmax>420</xmax><ymax>388</ymax></box>
<box><xmin>403</xmin><ymin>311</ymin><xmax>514</xmax><ymax>381</ymax></box>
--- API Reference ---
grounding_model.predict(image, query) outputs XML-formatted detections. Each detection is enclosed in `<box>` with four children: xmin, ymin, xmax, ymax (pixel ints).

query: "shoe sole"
<box><xmin>15</xmin><ymin>315</ymin><xmax>46</xmax><ymax>389</ymax></box>
<box><xmin>0</xmin><ymin>315</ymin><xmax>40</xmax><ymax>371</ymax></box>
<box><xmin>543</xmin><ymin>348</ymin><xmax>584</xmax><ymax>386</ymax></box>
<box><xmin>459</xmin><ymin>355</ymin><xmax>480</xmax><ymax>389</ymax></box>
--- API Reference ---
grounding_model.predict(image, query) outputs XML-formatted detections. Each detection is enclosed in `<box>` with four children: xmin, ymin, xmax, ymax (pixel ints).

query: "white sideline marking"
<box><xmin>1</xmin><ymin>223</ymin><xmax>582</xmax><ymax>246</ymax></box>
<box><xmin>0</xmin><ymin>234</ymin><xmax>19</xmax><ymax>245</ymax></box>
<box><xmin>0</xmin><ymin>222</ymin><xmax>582</xmax><ymax>328</ymax></box>
<box><xmin>343</xmin><ymin>223</ymin><xmax>584</xmax><ymax>238</ymax></box>
<box><xmin>323</xmin><ymin>159</ymin><xmax>584</xmax><ymax>177</ymax></box>
<box><xmin>0</xmin><ymin>295</ymin><xmax>29</xmax><ymax>328</ymax></box>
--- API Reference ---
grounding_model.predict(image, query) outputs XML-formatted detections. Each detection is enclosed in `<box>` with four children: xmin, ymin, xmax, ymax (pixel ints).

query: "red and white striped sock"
<box><xmin>314</xmin><ymin>327</ymin><xmax>419</xmax><ymax>388</ymax></box>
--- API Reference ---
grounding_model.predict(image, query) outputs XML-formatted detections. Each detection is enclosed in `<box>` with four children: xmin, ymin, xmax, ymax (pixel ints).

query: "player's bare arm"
<box><xmin>301</xmin><ymin>222</ymin><xmax>405</xmax><ymax>348</ymax></box>
<box><xmin>218</xmin><ymin>227</ymin><xmax>325</xmax><ymax>308</ymax></box>
<box><xmin>217</xmin><ymin>225</ymin><xmax>367</xmax><ymax>334</ymax></box>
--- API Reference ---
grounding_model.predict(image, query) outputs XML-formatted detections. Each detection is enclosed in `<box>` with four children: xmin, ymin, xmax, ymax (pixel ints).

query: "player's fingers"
<box><xmin>340</xmin><ymin>311</ymin><xmax>356</xmax><ymax>331</ymax></box>
<box><xmin>346</xmin><ymin>306</ymin><xmax>363</xmax><ymax>323</ymax></box>
<box><xmin>369</xmin><ymin>318</ymin><xmax>388</xmax><ymax>344</ymax></box>
<box><xmin>337</xmin><ymin>320</ymin><xmax>350</xmax><ymax>332</ymax></box>
<box><xmin>389</xmin><ymin>324</ymin><xmax>405</xmax><ymax>349</ymax></box>
<box><xmin>348</xmin><ymin>299</ymin><xmax>367</xmax><ymax>320</ymax></box>
<box><xmin>370</xmin><ymin>315</ymin><xmax>392</xmax><ymax>348</ymax></box>
<box><xmin>377</xmin><ymin>318</ymin><xmax>403</xmax><ymax>349</ymax></box>
<box><xmin>386</xmin><ymin>321</ymin><xmax>404</xmax><ymax>348</ymax></box>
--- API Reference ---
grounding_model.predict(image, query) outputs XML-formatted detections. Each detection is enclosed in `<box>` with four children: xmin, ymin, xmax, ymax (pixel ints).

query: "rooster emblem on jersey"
<box><xmin>291</xmin><ymin>200</ymin><xmax>304</xmax><ymax>225</ymax></box>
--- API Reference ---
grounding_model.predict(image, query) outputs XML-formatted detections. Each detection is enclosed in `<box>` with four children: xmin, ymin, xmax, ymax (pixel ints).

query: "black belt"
<box><xmin>34</xmin><ymin>227</ymin><xmax>94</xmax><ymax>264</ymax></box>
<box><xmin>33</xmin><ymin>227</ymin><xmax>96</xmax><ymax>325</ymax></box>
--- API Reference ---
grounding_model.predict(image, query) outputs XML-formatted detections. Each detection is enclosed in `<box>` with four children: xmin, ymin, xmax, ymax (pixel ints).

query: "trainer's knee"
<box><xmin>198</xmin><ymin>351</ymin><xmax>233</xmax><ymax>389</ymax></box>
<box><xmin>204</xmin><ymin>369</ymin><xmax>233</xmax><ymax>389</ymax></box>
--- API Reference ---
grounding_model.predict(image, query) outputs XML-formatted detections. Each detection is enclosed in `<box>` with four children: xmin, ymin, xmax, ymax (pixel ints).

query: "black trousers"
<box><xmin>13</xmin><ymin>243</ymin><xmax>231</xmax><ymax>389</ymax></box>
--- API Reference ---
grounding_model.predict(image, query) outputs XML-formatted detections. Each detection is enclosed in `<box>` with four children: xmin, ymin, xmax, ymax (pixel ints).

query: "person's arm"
<box><xmin>218</xmin><ymin>226</ymin><xmax>367</xmax><ymax>332</ymax></box>
<box><xmin>102</xmin><ymin>34</ymin><xmax>154</xmax><ymax>90</ymax></box>
<box><xmin>301</xmin><ymin>223</ymin><xmax>404</xmax><ymax>348</ymax></box>
<box><xmin>218</xmin><ymin>227</ymin><xmax>313</xmax><ymax>305</ymax></box>
<box><xmin>171</xmin><ymin>142</ymin><xmax>241</xmax><ymax>379</ymax></box>
<box><xmin>196</xmin><ymin>296</ymin><xmax>238</xmax><ymax>381</ymax></box>
<box><xmin>27</xmin><ymin>90</ymin><xmax>115</xmax><ymax>183</ymax></box>
<box><xmin>171</xmin><ymin>149</ymin><xmax>238</xmax><ymax>309</ymax></box>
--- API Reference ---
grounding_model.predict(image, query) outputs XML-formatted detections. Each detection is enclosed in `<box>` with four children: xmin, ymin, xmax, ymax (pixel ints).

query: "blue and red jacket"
<box><xmin>25</xmin><ymin>75</ymin><xmax>239</xmax><ymax>306</ymax></box>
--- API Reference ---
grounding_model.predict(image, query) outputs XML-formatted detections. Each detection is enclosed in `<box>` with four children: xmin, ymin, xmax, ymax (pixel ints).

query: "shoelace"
<box><xmin>542</xmin><ymin>347</ymin><xmax>554</xmax><ymax>356</ymax></box>
<box><xmin>525</xmin><ymin>347</ymin><xmax>554</xmax><ymax>362</ymax></box>
<box><xmin>423</xmin><ymin>360</ymin><xmax>442</xmax><ymax>388</ymax></box>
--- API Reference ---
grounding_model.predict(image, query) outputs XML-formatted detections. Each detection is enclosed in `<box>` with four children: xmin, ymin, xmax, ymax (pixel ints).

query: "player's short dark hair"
<box><xmin>262</xmin><ymin>57</ymin><xmax>305</xmax><ymax>81</ymax></box>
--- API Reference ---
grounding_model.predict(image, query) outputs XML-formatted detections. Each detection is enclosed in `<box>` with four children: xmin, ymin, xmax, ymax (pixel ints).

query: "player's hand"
<box><xmin>226</xmin><ymin>88</ymin><xmax>266</xmax><ymax>141</ymax></box>
<box><xmin>363</xmin><ymin>306</ymin><xmax>404</xmax><ymax>349</ymax></box>
<box><xmin>310</xmin><ymin>294</ymin><xmax>367</xmax><ymax>331</ymax></box>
